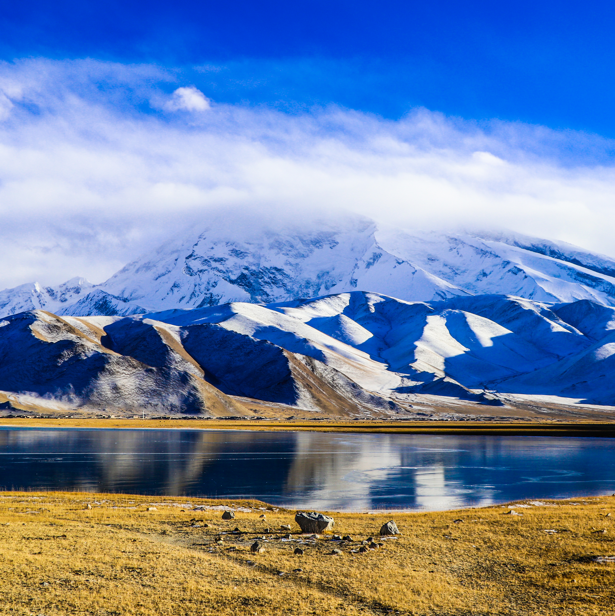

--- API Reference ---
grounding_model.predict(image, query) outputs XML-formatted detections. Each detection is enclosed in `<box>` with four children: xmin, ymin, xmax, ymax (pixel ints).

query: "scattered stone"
<box><xmin>146</xmin><ymin>507</ymin><xmax>157</xmax><ymax>512</ymax></box>
<box><xmin>592</xmin><ymin>529</ymin><xmax>607</xmax><ymax>534</ymax></box>
<box><xmin>380</xmin><ymin>521</ymin><xmax>399</xmax><ymax>536</ymax></box>
<box><xmin>369</xmin><ymin>542</ymin><xmax>379</xmax><ymax>550</ymax></box>
<box><xmin>332</xmin><ymin>534</ymin><xmax>342</xmax><ymax>541</ymax></box>
<box><xmin>591</xmin><ymin>556</ymin><xmax>615</xmax><ymax>563</ymax></box>
<box><xmin>331</xmin><ymin>548</ymin><xmax>343</xmax><ymax>555</ymax></box>
<box><xmin>294</xmin><ymin>547</ymin><xmax>304</xmax><ymax>555</ymax></box>
<box><xmin>264</xmin><ymin>528</ymin><xmax>271</xmax><ymax>533</ymax></box>
<box><xmin>281</xmin><ymin>524</ymin><xmax>291</xmax><ymax>531</ymax></box>
<box><xmin>358</xmin><ymin>546</ymin><xmax>368</xmax><ymax>553</ymax></box>
<box><xmin>453</xmin><ymin>519</ymin><xmax>463</xmax><ymax>524</ymax></box>
<box><xmin>86</xmin><ymin>503</ymin><xmax>92</xmax><ymax>510</ymax></box>
<box><xmin>605</xmin><ymin>513</ymin><xmax>612</xmax><ymax>517</ymax></box>
<box><xmin>259</xmin><ymin>514</ymin><xmax>266</xmax><ymax>519</ymax></box>
<box><xmin>543</xmin><ymin>529</ymin><xmax>558</xmax><ymax>534</ymax></box>
<box><xmin>504</xmin><ymin>510</ymin><xmax>523</xmax><ymax>516</ymax></box>
<box><xmin>222</xmin><ymin>511</ymin><xmax>235</xmax><ymax>520</ymax></box>
<box><xmin>203</xmin><ymin>523</ymin><xmax>209</xmax><ymax>528</ymax></box>
<box><xmin>342</xmin><ymin>535</ymin><xmax>353</xmax><ymax>541</ymax></box>
<box><xmin>284</xmin><ymin>534</ymin><xmax>292</xmax><ymax>539</ymax></box>
<box><xmin>295</xmin><ymin>511</ymin><xmax>334</xmax><ymax>533</ymax></box>
<box><xmin>251</xmin><ymin>541</ymin><xmax>265</xmax><ymax>554</ymax></box>
<box><xmin>292</xmin><ymin>568</ymin><xmax>303</xmax><ymax>573</ymax></box>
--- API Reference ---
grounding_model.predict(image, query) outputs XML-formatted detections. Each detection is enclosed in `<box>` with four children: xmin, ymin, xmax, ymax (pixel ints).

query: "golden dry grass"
<box><xmin>1</xmin><ymin>416</ymin><xmax>615</xmax><ymax>437</ymax></box>
<box><xmin>0</xmin><ymin>492</ymin><xmax>614</xmax><ymax>615</ymax></box>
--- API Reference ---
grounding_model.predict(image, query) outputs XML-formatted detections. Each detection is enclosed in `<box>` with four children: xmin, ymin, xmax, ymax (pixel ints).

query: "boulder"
<box><xmin>221</xmin><ymin>510</ymin><xmax>235</xmax><ymax>520</ymax></box>
<box><xmin>294</xmin><ymin>547</ymin><xmax>304</xmax><ymax>555</ymax></box>
<box><xmin>379</xmin><ymin>521</ymin><xmax>399</xmax><ymax>536</ymax></box>
<box><xmin>295</xmin><ymin>512</ymin><xmax>334</xmax><ymax>534</ymax></box>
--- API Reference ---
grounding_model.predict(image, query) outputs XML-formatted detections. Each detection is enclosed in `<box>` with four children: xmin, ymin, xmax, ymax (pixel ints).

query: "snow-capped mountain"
<box><xmin>3</xmin><ymin>210</ymin><xmax>615</xmax><ymax>317</ymax></box>
<box><xmin>0</xmin><ymin>277</ymin><xmax>94</xmax><ymax>317</ymax></box>
<box><xmin>148</xmin><ymin>290</ymin><xmax>615</xmax><ymax>406</ymax></box>
<box><xmin>3</xmin><ymin>291</ymin><xmax>615</xmax><ymax>416</ymax></box>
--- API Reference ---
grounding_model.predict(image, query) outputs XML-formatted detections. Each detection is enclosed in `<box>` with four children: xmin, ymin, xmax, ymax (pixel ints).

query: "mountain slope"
<box><xmin>149</xmin><ymin>291</ymin><xmax>615</xmax><ymax>406</ymax></box>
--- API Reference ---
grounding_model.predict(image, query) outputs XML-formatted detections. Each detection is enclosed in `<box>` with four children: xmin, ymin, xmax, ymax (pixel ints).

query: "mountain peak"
<box><xmin>2</xmin><ymin>211</ymin><xmax>615</xmax><ymax>318</ymax></box>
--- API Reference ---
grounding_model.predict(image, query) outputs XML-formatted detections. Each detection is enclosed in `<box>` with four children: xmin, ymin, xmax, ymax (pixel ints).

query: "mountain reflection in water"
<box><xmin>1</xmin><ymin>429</ymin><xmax>614</xmax><ymax>511</ymax></box>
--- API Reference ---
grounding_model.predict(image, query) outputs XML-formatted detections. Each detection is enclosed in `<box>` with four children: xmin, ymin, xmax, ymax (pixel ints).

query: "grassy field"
<box><xmin>0</xmin><ymin>491</ymin><xmax>614</xmax><ymax>615</ymax></box>
<box><xmin>2</xmin><ymin>416</ymin><xmax>615</xmax><ymax>437</ymax></box>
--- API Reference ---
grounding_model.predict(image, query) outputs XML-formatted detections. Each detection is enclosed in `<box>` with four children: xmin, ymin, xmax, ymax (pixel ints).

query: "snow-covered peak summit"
<box><xmin>3</xmin><ymin>209</ymin><xmax>615</xmax><ymax>318</ymax></box>
<box><xmin>99</xmin><ymin>210</ymin><xmax>464</xmax><ymax>312</ymax></box>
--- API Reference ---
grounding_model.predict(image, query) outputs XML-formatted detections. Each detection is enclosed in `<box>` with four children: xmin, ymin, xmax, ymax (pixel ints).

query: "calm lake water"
<box><xmin>1</xmin><ymin>428</ymin><xmax>614</xmax><ymax>511</ymax></box>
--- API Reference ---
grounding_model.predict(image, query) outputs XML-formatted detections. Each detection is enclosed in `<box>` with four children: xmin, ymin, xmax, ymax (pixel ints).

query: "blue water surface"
<box><xmin>0</xmin><ymin>428</ymin><xmax>614</xmax><ymax>511</ymax></box>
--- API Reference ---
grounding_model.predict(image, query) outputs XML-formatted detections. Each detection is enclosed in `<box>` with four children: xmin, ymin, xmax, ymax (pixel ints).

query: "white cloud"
<box><xmin>0</xmin><ymin>58</ymin><xmax>615</xmax><ymax>289</ymax></box>
<box><xmin>164</xmin><ymin>86</ymin><xmax>211</xmax><ymax>112</ymax></box>
<box><xmin>0</xmin><ymin>92</ymin><xmax>13</xmax><ymax>120</ymax></box>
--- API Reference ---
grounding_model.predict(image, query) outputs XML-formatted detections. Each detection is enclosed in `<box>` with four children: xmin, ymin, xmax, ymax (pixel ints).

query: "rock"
<box><xmin>358</xmin><ymin>546</ymin><xmax>368</xmax><ymax>553</ymax></box>
<box><xmin>591</xmin><ymin>555</ymin><xmax>615</xmax><ymax>563</ymax></box>
<box><xmin>453</xmin><ymin>519</ymin><xmax>463</xmax><ymax>524</ymax></box>
<box><xmin>221</xmin><ymin>510</ymin><xmax>235</xmax><ymax>520</ymax></box>
<box><xmin>332</xmin><ymin>534</ymin><xmax>342</xmax><ymax>541</ymax></box>
<box><xmin>264</xmin><ymin>527</ymin><xmax>271</xmax><ymax>533</ymax></box>
<box><xmin>284</xmin><ymin>534</ymin><xmax>292</xmax><ymax>539</ymax></box>
<box><xmin>342</xmin><ymin>535</ymin><xmax>353</xmax><ymax>541</ymax></box>
<box><xmin>86</xmin><ymin>503</ymin><xmax>92</xmax><ymax>510</ymax></box>
<box><xmin>295</xmin><ymin>512</ymin><xmax>334</xmax><ymax>534</ymax></box>
<box><xmin>331</xmin><ymin>548</ymin><xmax>343</xmax><ymax>555</ymax></box>
<box><xmin>281</xmin><ymin>524</ymin><xmax>291</xmax><ymax>531</ymax></box>
<box><xmin>369</xmin><ymin>542</ymin><xmax>379</xmax><ymax>549</ymax></box>
<box><xmin>379</xmin><ymin>521</ymin><xmax>399</xmax><ymax>536</ymax></box>
<box><xmin>294</xmin><ymin>547</ymin><xmax>304</xmax><ymax>555</ymax></box>
<box><xmin>251</xmin><ymin>541</ymin><xmax>265</xmax><ymax>553</ymax></box>
<box><xmin>147</xmin><ymin>507</ymin><xmax>157</xmax><ymax>512</ymax></box>
<box><xmin>292</xmin><ymin>568</ymin><xmax>303</xmax><ymax>573</ymax></box>
<box><xmin>259</xmin><ymin>514</ymin><xmax>266</xmax><ymax>519</ymax></box>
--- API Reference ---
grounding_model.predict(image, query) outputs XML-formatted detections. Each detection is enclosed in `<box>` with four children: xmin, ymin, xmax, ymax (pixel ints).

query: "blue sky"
<box><xmin>1</xmin><ymin>2</ymin><xmax>615</xmax><ymax>288</ymax></box>
<box><xmin>2</xmin><ymin>1</ymin><xmax>615</xmax><ymax>134</ymax></box>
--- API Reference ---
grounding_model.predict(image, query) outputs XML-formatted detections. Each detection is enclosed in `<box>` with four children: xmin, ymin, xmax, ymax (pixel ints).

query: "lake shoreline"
<box><xmin>2</xmin><ymin>416</ymin><xmax>615</xmax><ymax>437</ymax></box>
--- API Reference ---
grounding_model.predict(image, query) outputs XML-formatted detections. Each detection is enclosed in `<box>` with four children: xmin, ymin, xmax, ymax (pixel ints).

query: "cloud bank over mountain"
<box><xmin>1</xmin><ymin>59</ymin><xmax>615</xmax><ymax>289</ymax></box>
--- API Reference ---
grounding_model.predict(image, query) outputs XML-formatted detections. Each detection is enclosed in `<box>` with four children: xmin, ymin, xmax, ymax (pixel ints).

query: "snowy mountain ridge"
<box><xmin>3</xmin><ymin>290</ymin><xmax>615</xmax><ymax>417</ymax></box>
<box><xmin>3</xmin><ymin>212</ymin><xmax>615</xmax><ymax>317</ymax></box>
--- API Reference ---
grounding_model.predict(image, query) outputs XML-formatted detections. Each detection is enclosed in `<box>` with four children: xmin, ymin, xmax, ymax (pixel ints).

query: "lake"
<box><xmin>1</xmin><ymin>428</ymin><xmax>614</xmax><ymax>511</ymax></box>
